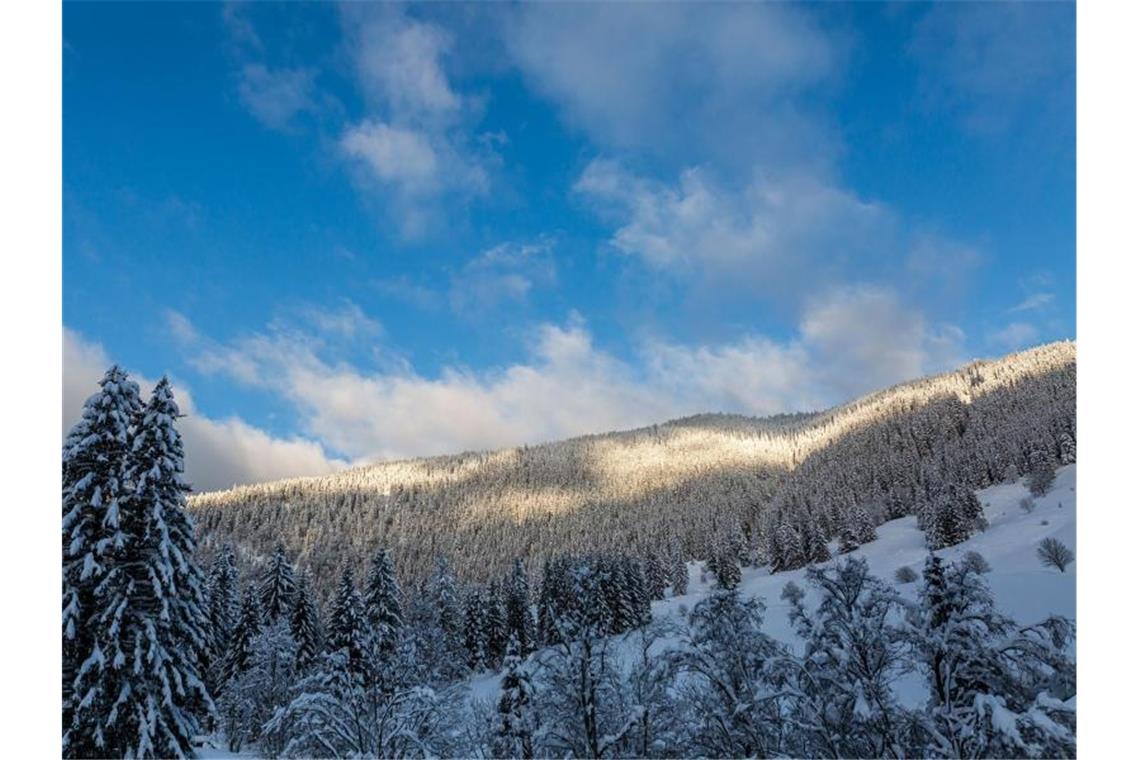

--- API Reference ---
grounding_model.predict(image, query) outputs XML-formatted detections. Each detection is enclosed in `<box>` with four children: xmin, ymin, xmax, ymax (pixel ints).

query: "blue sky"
<box><xmin>63</xmin><ymin>1</ymin><xmax>1075</xmax><ymax>491</ymax></box>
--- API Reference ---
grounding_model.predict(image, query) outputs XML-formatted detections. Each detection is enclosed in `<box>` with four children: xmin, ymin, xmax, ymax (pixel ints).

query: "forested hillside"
<box><xmin>189</xmin><ymin>341</ymin><xmax>1074</xmax><ymax>597</ymax></box>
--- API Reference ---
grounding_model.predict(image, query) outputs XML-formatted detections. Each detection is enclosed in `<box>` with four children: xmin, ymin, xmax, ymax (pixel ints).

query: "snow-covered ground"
<box><xmin>468</xmin><ymin>465</ymin><xmax>1077</xmax><ymax>705</ymax></box>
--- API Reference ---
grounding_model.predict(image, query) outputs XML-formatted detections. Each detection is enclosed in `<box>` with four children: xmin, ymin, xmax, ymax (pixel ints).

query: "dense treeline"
<box><xmin>190</xmin><ymin>342</ymin><xmax>1075</xmax><ymax>598</ymax></box>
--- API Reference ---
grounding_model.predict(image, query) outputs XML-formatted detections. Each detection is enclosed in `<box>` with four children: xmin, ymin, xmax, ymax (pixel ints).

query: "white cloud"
<box><xmin>503</xmin><ymin>2</ymin><xmax>839</xmax><ymax>164</ymax></box>
<box><xmin>340</xmin><ymin>121</ymin><xmax>442</xmax><ymax>191</ymax></box>
<box><xmin>575</xmin><ymin>160</ymin><xmax>893</xmax><ymax>299</ymax></box>
<box><xmin>237</xmin><ymin>64</ymin><xmax>317</xmax><ymax>131</ymax></box>
<box><xmin>350</xmin><ymin>10</ymin><xmax>462</xmax><ymax>121</ymax></box>
<box><xmin>448</xmin><ymin>240</ymin><xmax>556</xmax><ymax>316</ymax></box>
<box><xmin>799</xmin><ymin>284</ymin><xmax>964</xmax><ymax>400</ymax></box>
<box><xmin>336</xmin><ymin>7</ymin><xmax>495</xmax><ymax>237</ymax></box>
<box><xmin>177</xmin><ymin>288</ymin><xmax>963</xmax><ymax>464</ymax></box>
<box><xmin>64</xmin><ymin>328</ymin><xmax>346</xmax><ymax>491</ymax></box>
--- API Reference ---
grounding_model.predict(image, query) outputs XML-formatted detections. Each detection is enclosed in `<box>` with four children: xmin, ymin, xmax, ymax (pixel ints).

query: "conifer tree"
<box><xmin>463</xmin><ymin>586</ymin><xmax>489</xmax><ymax>671</ymax></box>
<box><xmin>206</xmin><ymin>544</ymin><xmax>240</xmax><ymax>674</ymax></box>
<box><xmin>225</xmin><ymin>584</ymin><xmax>263</xmax><ymax>684</ymax></box>
<box><xmin>802</xmin><ymin>518</ymin><xmax>831</xmax><ymax>565</ymax></box>
<box><xmin>62</xmin><ymin>366</ymin><xmax>141</xmax><ymax>756</ymax></box>
<box><xmin>363</xmin><ymin>547</ymin><xmax>403</xmax><ymax>657</ymax></box>
<box><xmin>505</xmin><ymin>558</ymin><xmax>534</xmax><ymax>656</ymax></box>
<box><xmin>669</xmin><ymin>545</ymin><xmax>688</xmax><ymax>596</ymax></box>
<box><xmin>644</xmin><ymin>551</ymin><xmax>668</xmax><ymax>600</ymax></box>
<box><xmin>537</xmin><ymin>559</ymin><xmax>557</xmax><ymax>645</ymax></box>
<box><xmin>291</xmin><ymin>574</ymin><xmax>323</xmax><ymax>668</ymax></box>
<box><xmin>70</xmin><ymin>376</ymin><xmax>214</xmax><ymax>758</ymax></box>
<box><xmin>494</xmin><ymin>635</ymin><xmax>536</xmax><ymax>759</ymax></box>
<box><xmin>428</xmin><ymin>556</ymin><xmax>464</xmax><ymax>654</ymax></box>
<box><xmin>259</xmin><ymin>543</ymin><xmax>297</xmax><ymax>622</ymax></box>
<box><xmin>618</xmin><ymin>557</ymin><xmax>652</xmax><ymax>630</ymax></box>
<box><xmin>326</xmin><ymin>566</ymin><xmax>368</xmax><ymax>678</ymax></box>
<box><xmin>485</xmin><ymin>579</ymin><xmax>508</xmax><ymax>667</ymax></box>
<box><xmin>1027</xmin><ymin>448</ymin><xmax>1057</xmax><ymax>497</ymax></box>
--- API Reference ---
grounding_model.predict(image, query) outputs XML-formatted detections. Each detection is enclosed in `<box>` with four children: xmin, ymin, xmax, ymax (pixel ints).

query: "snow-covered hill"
<box><xmin>188</xmin><ymin>342</ymin><xmax>1075</xmax><ymax>595</ymax></box>
<box><xmin>466</xmin><ymin>464</ymin><xmax>1076</xmax><ymax>706</ymax></box>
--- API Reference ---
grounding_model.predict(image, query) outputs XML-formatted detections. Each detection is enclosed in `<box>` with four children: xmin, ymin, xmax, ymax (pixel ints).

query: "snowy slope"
<box><xmin>466</xmin><ymin>465</ymin><xmax>1076</xmax><ymax>705</ymax></box>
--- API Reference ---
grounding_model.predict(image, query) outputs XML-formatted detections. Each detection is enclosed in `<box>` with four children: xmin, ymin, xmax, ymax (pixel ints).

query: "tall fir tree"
<box><xmin>325</xmin><ymin>566</ymin><xmax>368</xmax><ymax>679</ymax></box>
<box><xmin>493</xmin><ymin>635</ymin><xmax>536</xmax><ymax>759</ymax></box>
<box><xmin>206</xmin><ymin>544</ymin><xmax>240</xmax><ymax>678</ymax></box>
<box><xmin>463</xmin><ymin>586</ymin><xmax>489</xmax><ymax>671</ymax></box>
<box><xmin>485</xmin><ymin>579</ymin><xmax>508</xmax><ymax>667</ymax></box>
<box><xmin>362</xmin><ymin>547</ymin><xmax>403</xmax><ymax>658</ymax></box>
<box><xmin>644</xmin><ymin>552</ymin><xmax>669</xmax><ymax>600</ymax></box>
<box><xmin>69</xmin><ymin>376</ymin><xmax>214</xmax><ymax>757</ymax></box>
<box><xmin>428</xmin><ymin>556</ymin><xmax>465</xmax><ymax>659</ymax></box>
<box><xmin>669</xmin><ymin>544</ymin><xmax>689</xmax><ymax>596</ymax></box>
<box><xmin>62</xmin><ymin>366</ymin><xmax>141</xmax><ymax>756</ymax></box>
<box><xmin>259</xmin><ymin>544</ymin><xmax>297</xmax><ymax>622</ymax></box>
<box><xmin>225</xmin><ymin>584</ymin><xmax>263</xmax><ymax>684</ymax></box>
<box><xmin>504</xmin><ymin>558</ymin><xmax>534</xmax><ymax>656</ymax></box>
<box><xmin>290</xmin><ymin>574</ymin><xmax>323</xmax><ymax>669</ymax></box>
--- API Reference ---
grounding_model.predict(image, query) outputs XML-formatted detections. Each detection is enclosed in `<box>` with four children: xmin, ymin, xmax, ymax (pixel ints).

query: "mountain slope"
<box><xmin>189</xmin><ymin>341</ymin><xmax>1074</xmax><ymax>594</ymax></box>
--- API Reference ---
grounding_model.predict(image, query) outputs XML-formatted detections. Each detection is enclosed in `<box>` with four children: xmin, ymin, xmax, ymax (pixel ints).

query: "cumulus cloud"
<box><xmin>575</xmin><ymin>159</ymin><xmax>895</xmax><ymax>300</ymax></box>
<box><xmin>175</xmin><ymin>288</ymin><xmax>963</xmax><ymax>463</ymax></box>
<box><xmin>237</xmin><ymin>64</ymin><xmax>317</xmax><ymax>131</ymax></box>
<box><xmin>64</xmin><ymin>328</ymin><xmax>346</xmax><ymax>491</ymax></box>
<box><xmin>349</xmin><ymin>9</ymin><xmax>462</xmax><ymax>121</ymax></box>
<box><xmin>336</xmin><ymin>6</ymin><xmax>495</xmax><ymax>236</ymax></box>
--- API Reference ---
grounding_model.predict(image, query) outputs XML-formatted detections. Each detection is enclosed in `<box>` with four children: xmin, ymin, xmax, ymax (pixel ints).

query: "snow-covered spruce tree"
<box><xmin>493</xmin><ymin>635</ymin><xmax>536</xmax><ymax>759</ymax></box>
<box><xmin>1027</xmin><ymin>448</ymin><xmax>1058</xmax><ymax>497</ymax></box>
<box><xmin>62</xmin><ymin>366</ymin><xmax>141</xmax><ymax>757</ymax></box>
<box><xmin>669</xmin><ymin>588</ymin><xmax>787</xmax><ymax>758</ymax></box>
<box><xmin>463</xmin><ymin>585</ymin><xmax>490</xmax><ymax>672</ymax></box>
<box><xmin>363</xmin><ymin>547</ymin><xmax>403</xmax><ymax>659</ymax></box>
<box><xmin>904</xmin><ymin>554</ymin><xmax>1076</xmax><ymax>757</ymax></box>
<box><xmin>504</xmin><ymin>558</ymin><xmax>534</xmax><ymax>657</ymax></box>
<box><xmin>644</xmin><ymin>551</ymin><xmax>669</xmax><ymax>600</ymax></box>
<box><xmin>785</xmin><ymin>557</ymin><xmax>907</xmax><ymax>758</ymax></box>
<box><xmin>224</xmin><ymin>584</ymin><xmax>263</xmax><ymax>685</ymax></box>
<box><xmin>618</xmin><ymin>556</ymin><xmax>652</xmax><ymax>631</ymax></box>
<box><xmin>290</xmin><ymin>574</ymin><xmax>323</xmax><ymax>669</ymax></box>
<box><xmin>325</xmin><ymin>565</ymin><xmax>369</xmax><ymax>680</ymax></box>
<box><xmin>801</xmin><ymin>517</ymin><xmax>831</xmax><ymax>565</ymax></box>
<box><xmin>923</xmin><ymin>483</ymin><xmax>986</xmax><ymax>549</ymax></box>
<box><xmin>536</xmin><ymin>559</ymin><xmax>558</xmax><ymax>645</ymax></box>
<box><xmin>709</xmin><ymin>540</ymin><xmax>742</xmax><ymax>590</ymax></box>
<box><xmin>69</xmin><ymin>375</ymin><xmax>214</xmax><ymax>758</ymax></box>
<box><xmin>259</xmin><ymin>543</ymin><xmax>297</xmax><ymax>623</ymax></box>
<box><xmin>768</xmin><ymin>517</ymin><xmax>803</xmax><ymax>572</ymax></box>
<box><xmin>428</xmin><ymin>556</ymin><xmax>465</xmax><ymax>664</ymax></box>
<box><xmin>484</xmin><ymin>579</ymin><xmax>508</xmax><ymax>668</ymax></box>
<box><xmin>669</xmin><ymin>544</ymin><xmax>688</xmax><ymax>596</ymax></box>
<box><xmin>205</xmin><ymin>544</ymin><xmax>240</xmax><ymax>689</ymax></box>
